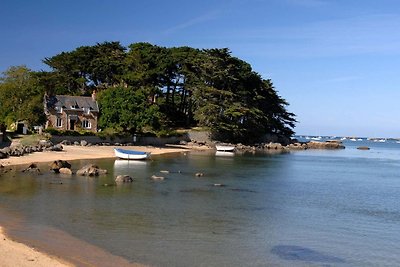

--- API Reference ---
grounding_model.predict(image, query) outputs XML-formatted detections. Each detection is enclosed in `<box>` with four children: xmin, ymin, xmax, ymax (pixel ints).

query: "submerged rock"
<box><xmin>151</xmin><ymin>175</ymin><xmax>165</xmax><ymax>180</ymax></box>
<box><xmin>76</xmin><ymin>164</ymin><xmax>107</xmax><ymax>176</ymax></box>
<box><xmin>357</xmin><ymin>146</ymin><xmax>370</xmax><ymax>150</ymax></box>
<box><xmin>115</xmin><ymin>175</ymin><xmax>134</xmax><ymax>183</ymax></box>
<box><xmin>22</xmin><ymin>163</ymin><xmax>41</xmax><ymax>174</ymax></box>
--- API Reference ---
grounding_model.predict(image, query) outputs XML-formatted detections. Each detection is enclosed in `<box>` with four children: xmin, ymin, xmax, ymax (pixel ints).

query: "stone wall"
<box><xmin>50</xmin><ymin>134</ymin><xmax>191</xmax><ymax>146</ymax></box>
<box><xmin>186</xmin><ymin>131</ymin><xmax>211</xmax><ymax>144</ymax></box>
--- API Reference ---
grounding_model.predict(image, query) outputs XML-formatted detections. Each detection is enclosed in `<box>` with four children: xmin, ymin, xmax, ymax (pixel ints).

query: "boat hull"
<box><xmin>215</xmin><ymin>145</ymin><xmax>235</xmax><ymax>152</ymax></box>
<box><xmin>114</xmin><ymin>148</ymin><xmax>150</xmax><ymax>160</ymax></box>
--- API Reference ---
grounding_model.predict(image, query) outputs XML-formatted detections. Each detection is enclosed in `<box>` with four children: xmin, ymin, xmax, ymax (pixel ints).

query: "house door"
<box><xmin>69</xmin><ymin>120</ymin><xmax>75</xmax><ymax>130</ymax></box>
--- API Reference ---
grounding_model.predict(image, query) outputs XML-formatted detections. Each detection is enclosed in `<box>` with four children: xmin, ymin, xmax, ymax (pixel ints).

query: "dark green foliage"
<box><xmin>1</xmin><ymin>42</ymin><xmax>295</xmax><ymax>143</ymax></box>
<box><xmin>43</xmin><ymin>41</ymin><xmax>126</xmax><ymax>95</ymax></box>
<box><xmin>97</xmin><ymin>86</ymin><xmax>162</xmax><ymax>133</ymax></box>
<box><xmin>43</xmin><ymin>128</ymin><xmax>96</xmax><ymax>136</ymax></box>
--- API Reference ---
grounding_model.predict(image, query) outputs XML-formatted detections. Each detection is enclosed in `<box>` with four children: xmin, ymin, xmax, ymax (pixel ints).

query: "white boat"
<box><xmin>114</xmin><ymin>148</ymin><xmax>150</xmax><ymax>160</ymax></box>
<box><xmin>215</xmin><ymin>145</ymin><xmax>235</xmax><ymax>152</ymax></box>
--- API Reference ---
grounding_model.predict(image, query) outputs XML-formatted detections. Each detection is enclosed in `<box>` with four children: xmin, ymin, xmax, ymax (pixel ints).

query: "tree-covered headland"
<box><xmin>0</xmin><ymin>42</ymin><xmax>296</xmax><ymax>144</ymax></box>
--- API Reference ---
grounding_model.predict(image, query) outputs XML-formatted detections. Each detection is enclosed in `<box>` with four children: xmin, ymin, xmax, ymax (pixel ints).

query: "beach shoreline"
<box><xmin>0</xmin><ymin>226</ymin><xmax>72</xmax><ymax>267</ymax></box>
<box><xmin>0</xmin><ymin>144</ymin><xmax>209</xmax><ymax>267</ymax></box>
<box><xmin>0</xmin><ymin>144</ymin><xmax>209</xmax><ymax>167</ymax></box>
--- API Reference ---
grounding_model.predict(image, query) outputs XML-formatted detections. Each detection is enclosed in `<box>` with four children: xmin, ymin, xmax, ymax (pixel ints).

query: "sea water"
<box><xmin>0</xmin><ymin>140</ymin><xmax>400</xmax><ymax>266</ymax></box>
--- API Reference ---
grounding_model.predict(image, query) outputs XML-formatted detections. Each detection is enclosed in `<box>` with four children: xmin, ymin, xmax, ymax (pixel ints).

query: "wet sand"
<box><xmin>0</xmin><ymin>226</ymin><xmax>71</xmax><ymax>267</ymax></box>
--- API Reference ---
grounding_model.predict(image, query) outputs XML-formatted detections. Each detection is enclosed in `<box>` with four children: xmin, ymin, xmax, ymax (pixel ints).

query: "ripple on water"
<box><xmin>271</xmin><ymin>245</ymin><xmax>345</xmax><ymax>264</ymax></box>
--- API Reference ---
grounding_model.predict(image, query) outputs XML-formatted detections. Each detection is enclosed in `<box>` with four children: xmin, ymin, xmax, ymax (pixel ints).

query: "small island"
<box><xmin>0</xmin><ymin>42</ymin><xmax>295</xmax><ymax>145</ymax></box>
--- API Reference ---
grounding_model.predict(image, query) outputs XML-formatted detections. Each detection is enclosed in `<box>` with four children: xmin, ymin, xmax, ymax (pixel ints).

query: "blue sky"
<box><xmin>1</xmin><ymin>0</ymin><xmax>400</xmax><ymax>137</ymax></box>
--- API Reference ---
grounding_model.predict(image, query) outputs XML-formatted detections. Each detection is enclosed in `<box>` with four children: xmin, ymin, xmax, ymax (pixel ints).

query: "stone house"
<box><xmin>44</xmin><ymin>92</ymin><xmax>99</xmax><ymax>132</ymax></box>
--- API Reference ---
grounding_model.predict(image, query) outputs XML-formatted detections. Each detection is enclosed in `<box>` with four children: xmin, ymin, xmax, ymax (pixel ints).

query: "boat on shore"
<box><xmin>114</xmin><ymin>148</ymin><xmax>150</xmax><ymax>160</ymax></box>
<box><xmin>215</xmin><ymin>145</ymin><xmax>235</xmax><ymax>152</ymax></box>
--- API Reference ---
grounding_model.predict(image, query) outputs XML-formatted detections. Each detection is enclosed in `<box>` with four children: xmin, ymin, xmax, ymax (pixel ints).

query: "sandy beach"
<box><xmin>0</xmin><ymin>145</ymin><xmax>195</xmax><ymax>167</ymax></box>
<box><xmin>0</xmin><ymin>144</ymin><xmax>207</xmax><ymax>267</ymax></box>
<box><xmin>0</xmin><ymin>226</ymin><xmax>71</xmax><ymax>267</ymax></box>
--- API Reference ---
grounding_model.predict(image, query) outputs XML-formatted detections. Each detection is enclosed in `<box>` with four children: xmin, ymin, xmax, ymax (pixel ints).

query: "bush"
<box><xmin>155</xmin><ymin>129</ymin><xmax>183</xmax><ymax>138</ymax></box>
<box><xmin>44</xmin><ymin>128</ymin><xmax>96</xmax><ymax>136</ymax></box>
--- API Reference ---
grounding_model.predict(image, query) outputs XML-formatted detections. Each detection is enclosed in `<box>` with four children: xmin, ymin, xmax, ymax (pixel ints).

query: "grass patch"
<box><xmin>18</xmin><ymin>134</ymin><xmax>49</xmax><ymax>146</ymax></box>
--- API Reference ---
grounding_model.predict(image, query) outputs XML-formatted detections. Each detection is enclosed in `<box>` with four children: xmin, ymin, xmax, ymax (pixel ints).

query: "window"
<box><xmin>56</xmin><ymin>117</ymin><xmax>62</xmax><ymax>128</ymax></box>
<box><xmin>82</xmin><ymin>119</ymin><xmax>91</xmax><ymax>129</ymax></box>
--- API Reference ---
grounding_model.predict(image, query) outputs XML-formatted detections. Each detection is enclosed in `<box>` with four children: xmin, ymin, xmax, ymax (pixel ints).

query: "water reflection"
<box><xmin>215</xmin><ymin>151</ymin><xmax>235</xmax><ymax>157</ymax></box>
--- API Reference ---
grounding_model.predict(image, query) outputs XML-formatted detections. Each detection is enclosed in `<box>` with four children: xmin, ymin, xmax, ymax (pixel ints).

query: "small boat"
<box><xmin>215</xmin><ymin>145</ymin><xmax>235</xmax><ymax>152</ymax></box>
<box><xmin>114</xmin><ymin>148</ymin><xmax>150</xmax><ymax>160</ymax></box>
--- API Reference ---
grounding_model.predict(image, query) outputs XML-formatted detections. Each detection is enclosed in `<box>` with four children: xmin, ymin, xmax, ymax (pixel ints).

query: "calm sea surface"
<box><xmin>1</xmin><ymin>139</ymin><xmax>400</xmax><ymax>266</ymax></box>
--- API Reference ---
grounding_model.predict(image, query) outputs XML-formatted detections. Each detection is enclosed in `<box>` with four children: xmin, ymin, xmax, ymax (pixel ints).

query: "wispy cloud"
<box><xmin>281</xmin><ymin>0</ymin><xmax>328</xmax><ymax>8</ymax></box>
<box><xmin>163</xmin><ymin>10</ymin><xmax>220</xmax><ymax>35</ymax></box>
<box><xmin>216</xmin><ymin>14</ymin><xmax>400</xmax><ymax>58</ymax></box>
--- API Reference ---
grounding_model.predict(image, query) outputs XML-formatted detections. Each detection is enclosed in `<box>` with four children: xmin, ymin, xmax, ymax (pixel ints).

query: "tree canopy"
<box><xmin>0</xmin><ymin>66</ymin><xmax>46</xmax><ymax>127</ymax></box>
<box><xmin>0</xmin><ymin>42</ymin><xmax>296</xmax><ymax>143</ymax></box>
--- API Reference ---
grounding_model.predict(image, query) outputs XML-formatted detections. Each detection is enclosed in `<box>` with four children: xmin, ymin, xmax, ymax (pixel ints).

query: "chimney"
<box><xmin>92</xmin><ymin>90</ymin><xmax>97</xmax><ymax>101</ymax></box>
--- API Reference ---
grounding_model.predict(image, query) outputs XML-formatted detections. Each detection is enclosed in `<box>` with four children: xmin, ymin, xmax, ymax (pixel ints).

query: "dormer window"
<box><xmin>55</xmin><ymin>106</ymin><xmax>63</xmax><ymax>113</ymax></box>
<box><xmin>83</xmin><ymin>107</ymin><xmax>91</xmax><ymax>114</ymax></box>
<box><xmin>70</xmin><ymin>104</ymin><xmax>78</xmax><ymax>109</ymax></box>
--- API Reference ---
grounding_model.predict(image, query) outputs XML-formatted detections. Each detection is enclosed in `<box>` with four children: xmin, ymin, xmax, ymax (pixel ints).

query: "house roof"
<box><xmin>47</xmin><ymin>95</ymin><xmax>99</xmax><ymax>112</ymax></box>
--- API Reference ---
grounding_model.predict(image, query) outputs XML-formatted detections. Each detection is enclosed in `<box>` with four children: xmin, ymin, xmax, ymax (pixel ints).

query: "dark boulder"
<box><xmin>49</xmin><ymin>160</ymin><xmax>71</xmax><ymax>173</ymax></box>
<box><xmin>51</xmin><ymin>144</ymin><xmax>63</xmax><ymax>151</ymax></box>
<box><xmin>0</xmin><ymin>150</ymin><xmax>7</xmax><ymax>159</ymax></box>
